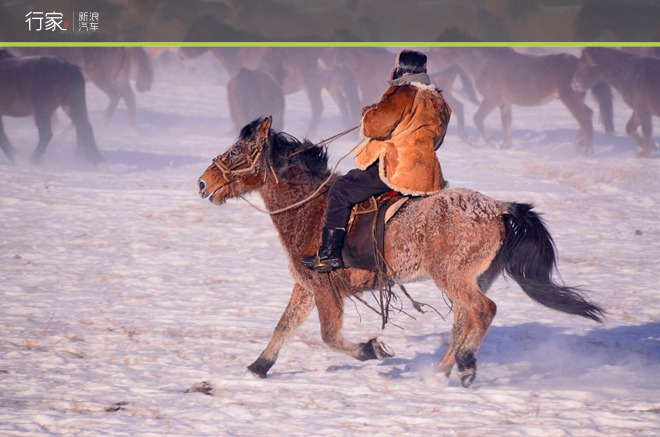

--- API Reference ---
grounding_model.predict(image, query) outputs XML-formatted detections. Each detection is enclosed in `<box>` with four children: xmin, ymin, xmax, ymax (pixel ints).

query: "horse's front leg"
<box><xmin>247</xmin><ymin>283</ymin><xmax>315</xmax><ymax>378</ymax></box>
<box><xmin>0</xmin><ymin>118</ymin><xmax>17</xmax><ymax>163</ymax></box>
<box><xmin>499</xmin><ymin>103</ymin><xmax>513</xmax><ymax>149</ymax></box>
<box><xmin>473</xmin><ymin>96</ymin><xmax>500</xmax><ymax>148</ymax></box>
<box><xmin>315</xmin><ymin>283</ymin><xmax>394</xmax><ymax>362</ymax></box>
<box><xmin>30</xmin><ymin>111</ymin><xmax>54</xmax><ymax>165</ymax></box>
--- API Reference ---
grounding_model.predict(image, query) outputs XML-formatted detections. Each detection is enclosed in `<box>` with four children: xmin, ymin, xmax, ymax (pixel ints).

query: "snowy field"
<box><xmin>1</xmin><ymin>50</ymin><xmax>659</xmax><ymax>436</ymax></box>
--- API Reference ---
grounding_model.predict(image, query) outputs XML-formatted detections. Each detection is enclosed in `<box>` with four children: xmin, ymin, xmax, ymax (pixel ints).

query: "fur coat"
<box><xmin>354</xmin><ymin>82</ymin><xmax>451</xmax><ymax>196</ymax></box>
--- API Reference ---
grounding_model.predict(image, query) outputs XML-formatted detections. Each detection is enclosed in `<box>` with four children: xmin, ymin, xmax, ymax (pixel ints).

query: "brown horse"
<box><xmin>181</xmin><ymin>46</ymin><xmax>361</xmax><ymax>135</ymax></box>
<box><xmin>322</xmin><ymin>47</ymin><xmax>479</xmax><ymax>141</ymax></box>
<box><xmin>572</xmin><ymin>47</ymin><xmax>660</xmax><ymax>158</ymax></box>
<box><xmin>197</xmin><ymin>116</ymin><xmax>603</xmax><ymax>387</ymax></box>
<box><xmin>428</xmin><ymin>47</ymin><xmax>614</xmax><ymax>154</ymax></box>
<box><xmin>11</xmin><ymin>47</ymin><xmax>152</xmax><ymax>127</ymax></box>
<box><xmin>0</xmin><ymin>50</ymin><xmax>103</xmax><ymax>165</ymax></box>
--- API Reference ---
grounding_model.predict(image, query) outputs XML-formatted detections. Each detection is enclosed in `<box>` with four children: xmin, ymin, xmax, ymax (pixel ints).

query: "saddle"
<box><xmin>341</xmin><ymin>191</ymin><xmax>409</xmax><ymax>272</ymax></box>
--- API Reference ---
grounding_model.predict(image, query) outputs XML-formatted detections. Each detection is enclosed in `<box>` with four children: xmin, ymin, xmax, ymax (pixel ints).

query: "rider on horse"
<box><xmin>303</xmin><ymin>49</ymin><xmax>452</xmax><ymax>272</ymax></box>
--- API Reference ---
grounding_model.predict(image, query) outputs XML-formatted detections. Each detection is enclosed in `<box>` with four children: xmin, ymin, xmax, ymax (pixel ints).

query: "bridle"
<box><xmin>212</xmin><ymin>137</ymin><xmax>267</xmax><ymax>183</ymax></box>
<box><xmin>208</xmin><ymin>126</ymin><xmax>361</xmax><ymax>215</ymax></box>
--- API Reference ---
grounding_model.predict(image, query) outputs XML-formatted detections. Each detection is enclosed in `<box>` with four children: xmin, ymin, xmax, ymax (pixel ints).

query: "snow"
<box><xmin>1</xmin><ymin>51</ymin><xmax>659</xmax><ymax>436</ymax></box>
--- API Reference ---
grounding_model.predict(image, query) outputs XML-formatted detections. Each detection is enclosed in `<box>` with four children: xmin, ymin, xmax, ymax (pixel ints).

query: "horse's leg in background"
<box><xmin>0</xmin><ymin>118</ymin><xmax>17</xmax><ymax>163</ymax></box>
<box><xmin>115</xmin><ymin>50</ymin><xmax>137</xmax><ymax>127</ymax></box>
<box><xmin>636</xmin><ymin>108</ymin><xmax>654</xmax><ymax>158</ymax></box>
<box><xmin>30</xmin><ymin>110</ymin><xmax>54</xmax><ymax>164</ymax></box>
<box><xmin>61</xmin><ymin>75</ymin><xmax>105</xmax><ymax>166</ymax></box>
<box><xmin>315</xmin><ymin>283</ymin><xmax>394</xmax><ymax>362</ymax></box>
<box><xmin>499</xmin><ymin>103</ymin><xmax>513</xmax><ymax>149</ymax></box>
<box><xmin>324</xmin><ymin>66</ymin><xmax>361</xmax><ymax>129</ymax></box>
<box><xmin>559</xmin><ymin>87</ymin><xmax>594</xmax><ymax>155</ymax></box>
<box><xmin>473</xmin><ymin>96</ymin><xmax>501</xmax><ymax>147</ymax></box>
<box><xmin>300</xmin><ymin>68</ymin><xmax>324</xmax><ymax>137</ymax></box>
<box><xmin>247</xmin><ymin>284</ymin><xmax>316</xmax><ymax>378</ymax></box>
<box><xmin>443</xmin><ymin>92</ymin><xmax>467</xmax><ymax>142</ymax></box>
<box><xmin>625</xmin><ymin>111</ymin><xmax>644</xmax><ymax>147</ymax></box>
<box><xmin>433</xmin><ymin>70</ymin><xmax>468</xmax><ymax>142</ymax></box>
<box><xmin>93</xmin><ymin>74</ymin><xmax>123</xmax><ymax>127</ymax></box>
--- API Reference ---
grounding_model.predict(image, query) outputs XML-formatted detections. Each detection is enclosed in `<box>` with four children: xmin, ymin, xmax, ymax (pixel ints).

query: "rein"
<box><xmin>214</xmin><ymin>125</ymin><xmax>361</xmax><ymax>216</ymax></box>
<box><xmin>240</xmin><ymin>139</ymin><xmax>362</xmax><ymax>215</ymax></box>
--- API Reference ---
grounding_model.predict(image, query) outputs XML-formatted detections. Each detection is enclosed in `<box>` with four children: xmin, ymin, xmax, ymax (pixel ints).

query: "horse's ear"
<box><xmin>257</xmin><ymin>116</ymin><xmax>272</xmax><ymax>139</ymax></box>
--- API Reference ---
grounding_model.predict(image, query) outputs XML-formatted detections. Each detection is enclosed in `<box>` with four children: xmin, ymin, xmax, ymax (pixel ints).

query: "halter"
<box><xmin>212</xmin><ymin>137</ymin><xmax>267</xmax><ymax>182</ymax></box>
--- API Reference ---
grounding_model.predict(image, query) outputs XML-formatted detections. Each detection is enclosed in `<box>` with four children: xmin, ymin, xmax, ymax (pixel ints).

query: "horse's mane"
<box><xmin>240</xmin><ymin>118</ymin><xmax>331</xmax><ymax>187</ymax></box>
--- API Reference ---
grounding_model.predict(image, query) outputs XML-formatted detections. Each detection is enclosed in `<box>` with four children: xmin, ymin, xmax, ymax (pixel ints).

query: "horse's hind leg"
<box><xmin>559</xmin><ymin>88</ymin><xmax>594</xmax><ymax>155</ymax></box>
<box><xmin>30</xmin><ymin>111</ymin><xmax>54</xmax><ymax>164</ymax></box>
<box><xmin>637</xmin><ymin>109</ymin><xmax>654</xmax><ymax>158</ymax></box>
<box><xmin>315</xmin><ymin>283</ymin><xmax>394</xmax><ymax>362</ymax></box>
<box><xmin>248</xmin><ymin>284</ymin><xmax>315</xmax><ymax>378</ymax></box>
<box><xmin>437</xmin><ymin>288</ymin><xmax>497</xmax><ymax>387</ymax></box>
<box><xmin>0</xmin><ymin>118</ymin><xmax>17</xmax><ymax>163</ymax></box>
<box><xmin>625</xmin><ymin>112</ymin><xmax>643</xmax><ymax>146</ymax></box>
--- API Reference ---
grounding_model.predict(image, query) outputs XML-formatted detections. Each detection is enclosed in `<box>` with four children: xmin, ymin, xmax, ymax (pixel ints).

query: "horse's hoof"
<box><xmin>369</xmin><ymin>338</ymin><xmax>395</xmax><ymax>360</ymax></box>
<box><xmin>247</xmin><ymin>361</ymin><xmax>270</xmax><ymax>378</ymax></box>
<box><xmin>459</xmin><ymin>371</ymin><xmax>476</xmax><ymax>388</ymax></box>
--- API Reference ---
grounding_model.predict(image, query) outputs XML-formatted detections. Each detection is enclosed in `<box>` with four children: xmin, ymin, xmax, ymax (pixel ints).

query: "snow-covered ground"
<box><xmin>1</xmin><ymin>50</ymin><xmax>659</xmax><ymax>436</ymax></box>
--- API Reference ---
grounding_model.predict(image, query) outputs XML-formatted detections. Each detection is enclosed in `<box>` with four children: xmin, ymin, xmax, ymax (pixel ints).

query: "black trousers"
<box><xmin>324</xmin><ymin>163</ymin><xmax>391</xmax><ymax>229</ymax></box>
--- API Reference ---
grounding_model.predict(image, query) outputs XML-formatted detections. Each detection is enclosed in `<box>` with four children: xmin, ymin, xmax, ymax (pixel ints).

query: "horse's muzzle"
<box><xmin>571</xmin><ymin>79</ymin><xmax>586</xmax><ymax>93</ymax></box>
<box><xmin>198</xmin><ymin>179</ymin><xmax>209</xmax><ymax>199</ymax></box>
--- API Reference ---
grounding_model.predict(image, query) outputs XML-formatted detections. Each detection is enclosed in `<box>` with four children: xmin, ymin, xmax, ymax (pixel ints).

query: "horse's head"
<box><xmin>572</xmin><ymin>48</ymin><xmax>600</xmax><ymax>93</ymax></box>
<box><xmin>198</xmin><ymin>116</ymin><xmax>272</xmax><ymax>205</ymax></box>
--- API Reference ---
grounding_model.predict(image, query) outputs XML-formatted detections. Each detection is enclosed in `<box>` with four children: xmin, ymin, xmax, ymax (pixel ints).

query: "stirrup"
<box><xmin>301</xmin><ymin>251</ymin><xmax>344</xmax><ymax>273</ymax></box>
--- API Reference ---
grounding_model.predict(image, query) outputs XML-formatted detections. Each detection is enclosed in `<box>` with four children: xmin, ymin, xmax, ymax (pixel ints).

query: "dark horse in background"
<box><xmin>428</xmin><ymin>47</ymin><xmax>614</xmax><ymax>154</ymax></box>
<box><xmin>11</xmin><ymin>47</ymin><xmax>153</xmax><ymax>127</ymax></box>
<box><xmin>0</xmin><ymin>50</ymin><xmax>104</xmax><ymax>165</ymax></box>
<box><xmin>227</xmin><ymin>48</ymin><xmax>286</xmax><ymax>133</ymax></box>
<box><xmin>572</xmin><ymin>47</ymin><xmax>660</xmax><ymax>158</ymax></box>
<box><xmin>197</xmin><ymin>117</ymin><xmax>603</xmax><ymax>387</ymax></box>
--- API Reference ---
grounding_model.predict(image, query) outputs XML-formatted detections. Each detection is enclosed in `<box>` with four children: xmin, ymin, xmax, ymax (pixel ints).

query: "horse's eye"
<box><xmin>230</xmin><ymin>149</ymin><xmax>240</xmax><ymax>157</ymax></box>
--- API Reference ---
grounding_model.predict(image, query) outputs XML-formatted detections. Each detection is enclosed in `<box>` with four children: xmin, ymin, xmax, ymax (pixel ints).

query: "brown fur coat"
<box><xmin>354</xmin><ymin>82</ymin><xmax>451</xmax><ymax>196</ymax></box>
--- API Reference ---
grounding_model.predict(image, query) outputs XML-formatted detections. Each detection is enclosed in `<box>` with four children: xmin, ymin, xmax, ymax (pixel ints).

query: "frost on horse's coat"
<box><xmin>197</xmin><ymin>117</ymin><xmax>603</xmax><ymax>388</ymax></box>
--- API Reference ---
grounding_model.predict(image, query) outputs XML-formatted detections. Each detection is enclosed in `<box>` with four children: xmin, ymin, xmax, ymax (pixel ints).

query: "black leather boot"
<box><xmin>301</xmin><ymin>227</ymin><xmax>346</xmax><ymax>273</ymax></box>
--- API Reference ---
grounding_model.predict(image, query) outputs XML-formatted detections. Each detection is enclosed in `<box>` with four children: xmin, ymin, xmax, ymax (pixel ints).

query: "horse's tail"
<box><xmin>591</xmin><ymin>81</ymin><xmax>615</xmax><ymax>135</ymax></box>
<box><xmin>66</xmin><ymin>65</ymin><xmax>104</xmax><ymax>165</ymax></box>
<box><xmin>497</xmin><ymin>202</ymin><xmax>604</xmax><ymax>323</ymax></box>
<box><xmin>449</xmin><ymin>64</ymin><xmax>479</xmax><ymax>105</ymax></box>
<box><xmin>128</xmin><ymin>47</ymin><xmax>153</xmax><ymax>92</ymax></box>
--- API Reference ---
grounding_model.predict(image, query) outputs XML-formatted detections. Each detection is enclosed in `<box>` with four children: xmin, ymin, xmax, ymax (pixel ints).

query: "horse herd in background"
<box><xmin>0</xmin><ymin>46</ymin><xmax>659</xmax><ymax>165</ymax></box>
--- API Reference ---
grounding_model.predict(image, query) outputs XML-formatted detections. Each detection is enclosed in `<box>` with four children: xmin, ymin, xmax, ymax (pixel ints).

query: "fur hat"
<box><xmin>390</xmin><ymin>50</ymin><xmax>427</xmax><ymax>80</ymax></box>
